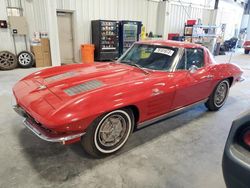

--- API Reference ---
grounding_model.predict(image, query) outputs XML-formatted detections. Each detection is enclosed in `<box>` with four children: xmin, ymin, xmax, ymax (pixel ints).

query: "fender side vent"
<box><xmin>64</xmin><ymin>80</ymin><xmax>103</xmax><ymax>96</ymax></box>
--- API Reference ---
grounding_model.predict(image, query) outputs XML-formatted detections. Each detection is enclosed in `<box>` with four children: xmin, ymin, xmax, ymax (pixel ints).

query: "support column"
<box><xmin>247</xmin><ymin>15</ymin><xmax>250</xmax><ymax>40</ymax></box>
<box><xmin>45</xmin><ymin>0</ymin><xmax>61</xmax><ymax>66</ymax></box>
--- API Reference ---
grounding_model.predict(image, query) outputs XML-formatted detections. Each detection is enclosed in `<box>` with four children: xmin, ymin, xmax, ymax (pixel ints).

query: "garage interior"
<box><xmin>1</xmin><ymin>0</ymin><xmax>250</xmax><ymax>187</ymax></box>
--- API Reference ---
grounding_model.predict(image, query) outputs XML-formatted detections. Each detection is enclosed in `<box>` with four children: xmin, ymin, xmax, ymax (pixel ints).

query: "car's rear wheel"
<box><xmin>81</xmin><ymin>108</ymin><xmax>134</xmax><ymax>157</ymax></box>
<box><xmin>244</xmin><ymin>49</ymin><xmax>249</xmax><ymax>54</ymax></box>
<box><xmin>205</xmin><ymin>79</ymin><xmax>230</xmax><ymax>111</ymax></box>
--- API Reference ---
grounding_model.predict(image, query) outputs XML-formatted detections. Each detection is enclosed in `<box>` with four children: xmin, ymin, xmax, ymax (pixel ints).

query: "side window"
<box><xmin>186</xmin><ymin>48</ymin><xmax>204</xmax><ymax>69</ymax></box>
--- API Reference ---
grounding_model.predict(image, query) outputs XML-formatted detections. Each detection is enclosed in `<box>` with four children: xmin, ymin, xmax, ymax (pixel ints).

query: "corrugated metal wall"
<box><xmin>1</xmin><ymin>0</ymin><xmax>243</xmax><ymax>65</ymax></box>
<box><xmin>0</xmin><ymin>0</ymin><xmax>159</xmax><ymax>57</ymax></box>
<box><xmin>216</xmin><ymin>1</ymin><xmax>244</xmax><ymax>40</ymax></box>
<box><xmin>54</xmin><ymin>0</ymin><xmax>155</xmax><ymax>43</ymax></box>
<box><xmin>166</xmin><ymin>2</ymin><xmax>214</xmax><ymax>35</ymax></box>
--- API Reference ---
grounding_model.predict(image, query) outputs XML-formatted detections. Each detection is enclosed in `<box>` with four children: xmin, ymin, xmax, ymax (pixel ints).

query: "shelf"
<box><xmin>192</xmin><ymin>34</ymin><xmax>217</xmax><ymax>37</ymax></box>
<box><xmin>193</xmin><ymin>25</ymin><xmax>218</xmax><ymax>28</ymax></box>
<box><xmin>184</xmin><ymin>34</ymin><xmax>216</xmax><ymax>38</ymax></box>
<box><xmin>185</xmin><ymin>24</ymin><xmax>218</xmax><ymax>28</ymax></box>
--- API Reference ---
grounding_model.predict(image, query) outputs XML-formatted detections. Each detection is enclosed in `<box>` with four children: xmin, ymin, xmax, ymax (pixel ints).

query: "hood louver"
<box><xmin>45</xmin><ymin>72</ymin><xmax>76</xmax><ymax>82</ymax></box>
<box><xmin>64</xmin><ymin>80</ymin><xmax>104</xmax><ymax>96</ymax></box>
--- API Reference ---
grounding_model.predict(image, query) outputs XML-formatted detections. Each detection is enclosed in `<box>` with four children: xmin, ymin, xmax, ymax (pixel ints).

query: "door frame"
<box><xmin>56</xmin><ymin>9</ymin><xmax>76</xmax><ymax>63</ymax></box>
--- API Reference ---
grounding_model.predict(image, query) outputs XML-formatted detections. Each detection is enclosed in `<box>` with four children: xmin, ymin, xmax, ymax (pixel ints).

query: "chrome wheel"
<box><xmin>98</xmin><ymin>115</ymin><xmax>127</xmax><ymax>147</ymax></box>
<box><xmin>17</xmin><ymin>51</ymin><xmax>34</xmax><ymax>68</ymax></box>
<box><xmin>94</xmin><ymin>110</ymin><xmax>132</xmax><ymax>154</ymax></box>
<box><xmin>214</xmin><ymin>81</ymin><xmax>229</xmax><ymax>107</ymax></box>
<box><xmin>18</xmin><ymin>52</ymin><xmax>31</xmax><ymax>66</ymax></box>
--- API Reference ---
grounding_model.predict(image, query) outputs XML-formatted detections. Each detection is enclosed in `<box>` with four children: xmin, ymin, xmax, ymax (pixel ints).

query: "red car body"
<box><xmin>13</xmin><ymin>40</ymin><xmax>243</xmax><ymax>145</ymax></box>
<box><xmin>243</xmin><ymin>41</ymin><xmax>250</xmax><ymax>54</ymax></box>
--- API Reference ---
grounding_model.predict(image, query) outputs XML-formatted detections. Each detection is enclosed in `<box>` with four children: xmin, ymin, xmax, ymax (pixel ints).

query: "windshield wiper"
<box><xmin>120</xmin><ymin>60</ymin><xmax>150</xmax><ymax>75</ymax></box>
<box><xmin>132</xmin><ymin>63</ymin><xmax>150</xmax><ymax>75</ymax></box>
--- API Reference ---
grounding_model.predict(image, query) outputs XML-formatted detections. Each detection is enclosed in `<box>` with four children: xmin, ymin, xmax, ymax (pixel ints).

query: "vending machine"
<box><xmin>119</xmin><ymin>21</ymin><xmax>142</xmax><ymax>56</ymax></box>
<box><xmin>91</xmin><ymin>20</ymin><xmax>119</xmax><ymax>61</ymax></box>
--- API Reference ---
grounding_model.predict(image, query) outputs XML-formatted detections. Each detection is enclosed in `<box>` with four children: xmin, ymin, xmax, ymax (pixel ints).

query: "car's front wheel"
<box><xmin>205</xmin><ymin>79</ymin><xmax>230</xmax><ymax>111</ymax></box>
<box><xmin>244</xmin><ymin>49</ymin><xmax>249</xmax><ymax>54</ymax></box>
<box><xmin>81</xmin><ymin>108</ymin><xmax>134</xmax><ymax>157</ymax></box>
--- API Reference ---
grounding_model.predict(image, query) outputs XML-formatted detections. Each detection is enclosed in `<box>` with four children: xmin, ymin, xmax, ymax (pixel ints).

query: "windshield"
<box><xmin>118</xmin><ymin>44</ymin><xmax>179</xmax><ymax>71</ymax></box>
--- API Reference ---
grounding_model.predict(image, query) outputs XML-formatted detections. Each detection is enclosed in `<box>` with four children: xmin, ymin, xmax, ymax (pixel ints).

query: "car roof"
<box><xmin>137</xmin><ymin>40</ymin><xmax>203</xmax><ymax>49</ymax></box>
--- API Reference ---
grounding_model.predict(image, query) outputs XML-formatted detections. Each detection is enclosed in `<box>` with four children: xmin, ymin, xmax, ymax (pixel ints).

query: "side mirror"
<box><xmin>189</xmin><ymin>65</ymin><xmax>198</xmax><ymax>73</ymax></box>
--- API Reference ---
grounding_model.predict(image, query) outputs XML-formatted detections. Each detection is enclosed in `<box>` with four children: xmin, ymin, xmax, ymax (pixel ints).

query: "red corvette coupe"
<box><xmin>13</xmin><ymin>40</ymin><xmax>243</xmax><ymax>157</ymax></box>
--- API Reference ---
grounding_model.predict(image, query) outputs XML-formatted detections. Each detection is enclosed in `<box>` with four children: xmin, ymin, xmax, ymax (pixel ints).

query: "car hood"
<box><xmin>26</xmin><ymin>62</ymin><xmax>147</xmax><ymax>107</ymax></box>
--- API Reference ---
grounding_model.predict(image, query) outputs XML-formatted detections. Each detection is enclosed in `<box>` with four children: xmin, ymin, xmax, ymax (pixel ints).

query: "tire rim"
<box><xmin>18</xmin><ymin>53</ymin><xmax>31</xmax><ymax>65</ymax></box>
<box><xmin>214</xmin><ymin>81</ymin><xmax>229</xmax><ymax>107</ymax></box>
<box><xmin>94</xmin><ymin>110</ymin><xmax>132</xmax><ymax>153</ymax></box>
<box><xmin>98</xmin><ymin>114</ymin><xmax>127</xmax><ymax>147</ymax></box>
<box><xmin>0</xmin><ymin>52</ymin><xmax>15</xmax><ymax>68</ymax></box>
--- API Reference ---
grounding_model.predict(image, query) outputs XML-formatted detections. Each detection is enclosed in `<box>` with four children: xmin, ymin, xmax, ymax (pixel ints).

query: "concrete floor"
<box><xmin>0</xmin><ymin>50</ymin><xmax>250</xmax><ymax>188</ymax></box>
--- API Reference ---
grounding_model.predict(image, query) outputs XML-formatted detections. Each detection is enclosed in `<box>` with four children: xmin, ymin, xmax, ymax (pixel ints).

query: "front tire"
<box><xmin>244</xmin><ymin>49</ymin><xmax>249</xmax><ymax>54</ymax></box>
<box><xmin>81</xmin><ymin>108</ymin><xmax>134</xmax><ymax>157</ymax></box>
<box><xmin>205</xmin><ymin>79</ymin><xmax>230</xmax><ymax>111</ymax></box>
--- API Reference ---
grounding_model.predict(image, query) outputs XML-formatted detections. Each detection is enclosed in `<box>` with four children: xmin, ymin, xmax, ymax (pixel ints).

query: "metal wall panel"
<box><xmin>216</xmin><ymin>1</ymin><xmax>244</xmax><ymax>40</ymax></box>
<box><xmin>166</xmin><ymin>3</ymin><xmax>214</xmax><ymax>35</ymax></box>
<box><xmin>147</xmin><ymin>1</ymin><xmax>159</xmax><ymax>34</ymax></box>
<box><xmin>0</xmin><ymin>0</ymin><xmax>13</xmax><ymax>52</ymax></box>
<box><xmin>1</xmin><ymin>0</ymin><xmax>159</xmax><ymax>57</ymax></box>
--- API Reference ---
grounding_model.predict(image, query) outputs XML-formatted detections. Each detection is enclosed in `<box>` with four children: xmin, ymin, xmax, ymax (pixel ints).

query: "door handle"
<box><xmin>151</xmin><ymin>88</ymin><xmax>163</xmax><ymax>96</ymax></box>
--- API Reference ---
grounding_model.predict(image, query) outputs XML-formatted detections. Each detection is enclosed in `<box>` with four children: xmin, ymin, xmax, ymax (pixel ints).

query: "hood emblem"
<box><xmin>37</xmin><ymin>85</ymin><xmax>47</xmax><ymax>90</ymax></box>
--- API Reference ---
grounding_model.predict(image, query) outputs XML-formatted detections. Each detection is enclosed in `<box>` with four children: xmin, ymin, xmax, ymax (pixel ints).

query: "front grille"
<box><xmin>18</xmin><ymin>105</ymin><xmax>53</xmax><ymax>134</ymax></box>
<box><xmin>64</xmin><ymin>80</ymin><xmax>104</xmax><ymax>96</ymax></box>
<box><xmin>44</xmin><ymin>72</ymin><xmax>76</xmax><ymax>82</ymax></box>
<box><xmin>26</xmin><ymin>115</ymin><xmax>53</xmax><ymax>133</ymax></box>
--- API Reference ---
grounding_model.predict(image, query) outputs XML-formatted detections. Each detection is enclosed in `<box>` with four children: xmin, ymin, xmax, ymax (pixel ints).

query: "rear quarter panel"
<box><xmin>208</xmin><ymin>63</ymin><xmax>243</xmax><ymax>89</ymax></box>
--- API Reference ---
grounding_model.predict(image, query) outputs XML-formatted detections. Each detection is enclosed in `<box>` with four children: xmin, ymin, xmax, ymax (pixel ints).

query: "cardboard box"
<box><xmin>41</xmin><ymin>38</ymin><xmax>50</xmax><ymax>52</ymax></box>
<box><xmin>30</xmin><ymin>45</ymin><xmax>43</xmax><ymax>59</ymax></box>
<box><xmin>30</xmin><ymin>38</ymin><xmax>52</xmax><ymax>67</ymax></box>
<box><xmin>43</xmin><ymin>52</ymin><xmax>52</xmax><ymax>67</ymax></box>
<box><xmin>35</xmin><ymin>58</ymin><xmax>44</xmax><ymax>67</ymax></box>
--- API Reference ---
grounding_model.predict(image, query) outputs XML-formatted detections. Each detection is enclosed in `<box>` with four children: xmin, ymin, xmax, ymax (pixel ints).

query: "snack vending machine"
<box><xmin>91</xmin><ymin>20</ymin><xmax>119</xmax><ymax>61</ymax></box>
<box><xmin>119</xmin><ymin>21</ymin><xmax>142</xmax><ymax>56</ymax></box>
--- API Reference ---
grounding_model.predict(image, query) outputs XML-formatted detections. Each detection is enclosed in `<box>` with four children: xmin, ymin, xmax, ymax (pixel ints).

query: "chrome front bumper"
<box><xmin>239</xmin><ymin>77</ymin><xmax>245</xmax><ymax>82</ymax></box>
<box><xmin>13</xmin><ymin>105</ymin><xmax>85</xmax><ymax>143</ymax></box>
<box><xmin>237</xmin><ymin>76</ymin><xmax>245</xmax><ymax>83</ymax></box>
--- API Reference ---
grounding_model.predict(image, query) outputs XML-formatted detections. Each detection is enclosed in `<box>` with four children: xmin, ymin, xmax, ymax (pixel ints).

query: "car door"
<box><xmin>172</xmin><ymin>48</ymin><xmax>213</xmax><ymax>109</ymax></box>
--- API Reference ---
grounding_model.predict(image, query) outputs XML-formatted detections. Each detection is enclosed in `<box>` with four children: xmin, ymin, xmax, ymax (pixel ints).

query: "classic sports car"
<box><xmin>243</xmin><ymin>41</ymin><xmax>250</xmax><ymax>54</ymax></box>
<box><xmin>13</xmin><ymin>40</ymin><xmax>244</xmax><ymax>157</ymax></box>
<box><xmin>222</xmin><ymin>111</ymin><xmax>250</xmax><ymax>188</ymax></box>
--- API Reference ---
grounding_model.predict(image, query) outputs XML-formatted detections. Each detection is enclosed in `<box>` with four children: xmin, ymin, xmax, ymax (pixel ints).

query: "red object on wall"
<box><xmin>187</xmin><ymin>19</ymin><xmax>197</xmax><ymax>25</ymax></box>
<box><xmin>168</xmin><ymin>33</ymin><xmax>180</xmax><ymax>40</ymax></box>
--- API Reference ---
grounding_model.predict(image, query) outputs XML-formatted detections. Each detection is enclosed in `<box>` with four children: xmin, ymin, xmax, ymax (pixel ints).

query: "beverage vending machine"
<box><xmin>91</xmin><ymin>20</ymin><xmax>119</xmax><ymax>61</ymax></box>
<box><xmin>119</xmin><ymin>21</ymin><xmax>142</xmax><ymax>56</ymax></box>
